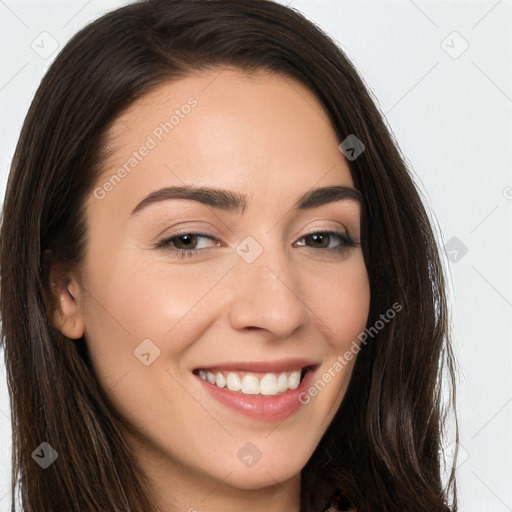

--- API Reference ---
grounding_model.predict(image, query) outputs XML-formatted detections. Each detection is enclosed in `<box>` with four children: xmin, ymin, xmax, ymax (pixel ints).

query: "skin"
<box><xmin>50</xmin><ymin>68</ymin><xmax>370</xmax><ymax>512</ymax></box>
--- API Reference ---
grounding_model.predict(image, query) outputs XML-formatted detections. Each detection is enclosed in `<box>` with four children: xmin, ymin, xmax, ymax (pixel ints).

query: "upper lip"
<box><xmin>194</xmin><ymin>358</ymin><xmax>319</xmax><ymax>373</ymax></box>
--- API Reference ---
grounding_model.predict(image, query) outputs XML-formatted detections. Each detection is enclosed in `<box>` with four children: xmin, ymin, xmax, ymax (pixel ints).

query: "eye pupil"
<box><xmin>177</xmin><ymin>234</ymin><xmax>196</xmax><ymax>248</ymax></box>
<box><xmin>310</xmin><ymin>233</ymin><xmax>328</xmax><ymax>247</ymax></box>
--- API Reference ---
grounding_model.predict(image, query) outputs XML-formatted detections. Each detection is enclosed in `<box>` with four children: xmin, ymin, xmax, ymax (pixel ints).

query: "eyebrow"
<box><xmin>130</xmin><ymin>184</ymin><xmax>362</xmax><ymax>216</ymax></box>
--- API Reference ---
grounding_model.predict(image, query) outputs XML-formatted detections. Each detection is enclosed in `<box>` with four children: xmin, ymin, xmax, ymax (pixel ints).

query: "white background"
<box><xmin>1</xmin><ymin>0</ymin><xmax>511</xmax><ymax>510</ymax></box>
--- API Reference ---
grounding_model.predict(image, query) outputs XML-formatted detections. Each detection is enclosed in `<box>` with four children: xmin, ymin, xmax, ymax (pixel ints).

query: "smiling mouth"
<box><xmin>193</xmin><ymin>366</ymin><xmax>314</xmax><ymax>396</ymax></box>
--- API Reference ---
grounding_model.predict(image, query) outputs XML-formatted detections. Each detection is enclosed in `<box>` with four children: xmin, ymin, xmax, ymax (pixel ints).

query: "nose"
<box><xmin>228</xmin><ymin>238</ymin><xmax>310</xmax><ymax>338</ymax></box>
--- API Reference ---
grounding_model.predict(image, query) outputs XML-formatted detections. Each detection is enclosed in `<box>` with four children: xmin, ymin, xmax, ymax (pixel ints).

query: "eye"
<box><xmin>154</xmin><ymin>232</ymin><xmax>219</xmax><ymax>258</ymax></box>
<box><xmin>294</xmin><ymin>231</ymin><xmax>357</xmax><ymax>253</ymax></box>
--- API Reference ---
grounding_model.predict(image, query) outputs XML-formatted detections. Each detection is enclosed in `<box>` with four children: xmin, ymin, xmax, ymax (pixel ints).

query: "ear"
<box><xmin>43</xmin><ymin>250</ymin><xmax>85</xmax><ymax>340</ymax></box>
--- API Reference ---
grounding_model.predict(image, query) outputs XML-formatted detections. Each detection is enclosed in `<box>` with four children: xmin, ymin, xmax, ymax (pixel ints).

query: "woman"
<box><xmin>0</xmin><ymin>1</ymin><xmax>458</xmax><ymax>511</ymax></box>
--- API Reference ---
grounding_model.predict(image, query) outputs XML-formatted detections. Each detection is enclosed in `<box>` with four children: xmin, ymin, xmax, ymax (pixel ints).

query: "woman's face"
<box><xmin>55</xmin><ymin>69</ymin><xmax>370</xmax><ymax>503</ymax></box>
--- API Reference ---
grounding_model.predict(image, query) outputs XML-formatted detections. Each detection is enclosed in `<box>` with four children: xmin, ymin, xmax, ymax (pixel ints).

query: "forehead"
<box><xmin>108</xmin><ymin>68</ymin><xmax>331</xmax><ymax>137</ymax></box>
<box><xmin>91</xmin><ymin>68</ymin><xmax>355</xmax><ymax>217</ymax></box>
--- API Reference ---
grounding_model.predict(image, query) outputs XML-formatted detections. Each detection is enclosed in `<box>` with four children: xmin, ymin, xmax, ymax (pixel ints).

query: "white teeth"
<box><xmin>241</xmin><ymin>375</ymin><xmax>260</xmax><ymax>395</ymax></box>
<box><xmin>197</xmin><ymin>368</ymin><xmax>306</xmax><ymax>395</ymax></box>
<box><xmin>215</xmin><ymin>372</ymin><xmax>225</xmax><ymax>388</ymax></box>
<box><xmin>226</xmin><ymin>372</ymin><xmax>241</xmax><ymax>391</ymax></box>
<box><xmin>287</xmin><ymin>370</ymin><xmax>301</xmax><ymax>390</ymax></box>
<box><xmin>277</xmin><ymin>372</ymin><xmax>288</xmax><ymax>393</ymax></box>
<box><xmin>259</xmin><ymin>373</ymin><xmax>278</xmax><ymax>395</ymax></box>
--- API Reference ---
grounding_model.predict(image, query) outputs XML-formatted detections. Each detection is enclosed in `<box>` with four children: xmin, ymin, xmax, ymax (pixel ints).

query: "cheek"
<box><xmin>303</xmin><ymin>254</ymin><xmax>370</xmax><ymax>348</ymax></box>
<box><xmin>296</xmin><ymin>256</ymin><xmax>370</xmax><ymax>411</ymax></box>
<box><xmin>79</xmin><ymin>250</ymin><xmax>233</xmax><ymax>385</ymax></box>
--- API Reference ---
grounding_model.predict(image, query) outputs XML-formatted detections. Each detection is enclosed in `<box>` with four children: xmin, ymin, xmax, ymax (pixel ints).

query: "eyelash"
<box><xmin>153</xmin><ymin>230</ymin><xmax>359</xmax><ymax>259</ymax></box>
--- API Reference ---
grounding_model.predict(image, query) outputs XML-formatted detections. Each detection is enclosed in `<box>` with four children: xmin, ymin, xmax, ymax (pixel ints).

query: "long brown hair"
<box><xmin>0</xmin><ymin>1</ymin><xmax>458</xmax><ymax>510</ymax></box>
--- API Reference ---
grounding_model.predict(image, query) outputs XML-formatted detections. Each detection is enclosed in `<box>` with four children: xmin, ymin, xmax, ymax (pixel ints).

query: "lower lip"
<box><xmin>194</xmin><ymin>369</ymin><xmax>315</xmax><ymax>422</ymax></box>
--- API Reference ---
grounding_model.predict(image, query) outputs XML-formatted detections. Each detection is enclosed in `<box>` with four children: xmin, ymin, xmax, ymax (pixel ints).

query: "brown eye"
<box><xmin>154</xmin><ymin>232</ymin><xmax>218</xmax><ymax>258</ymax></box>
<box><xmin>172</xmin><ymin>234</ymin><xmax>199</xmax><ymax>249</ymax></box>
<box><xmin>295</xmin><ymin>231</ymin><xmax>357</xmax><ymax>252</ymax></box>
